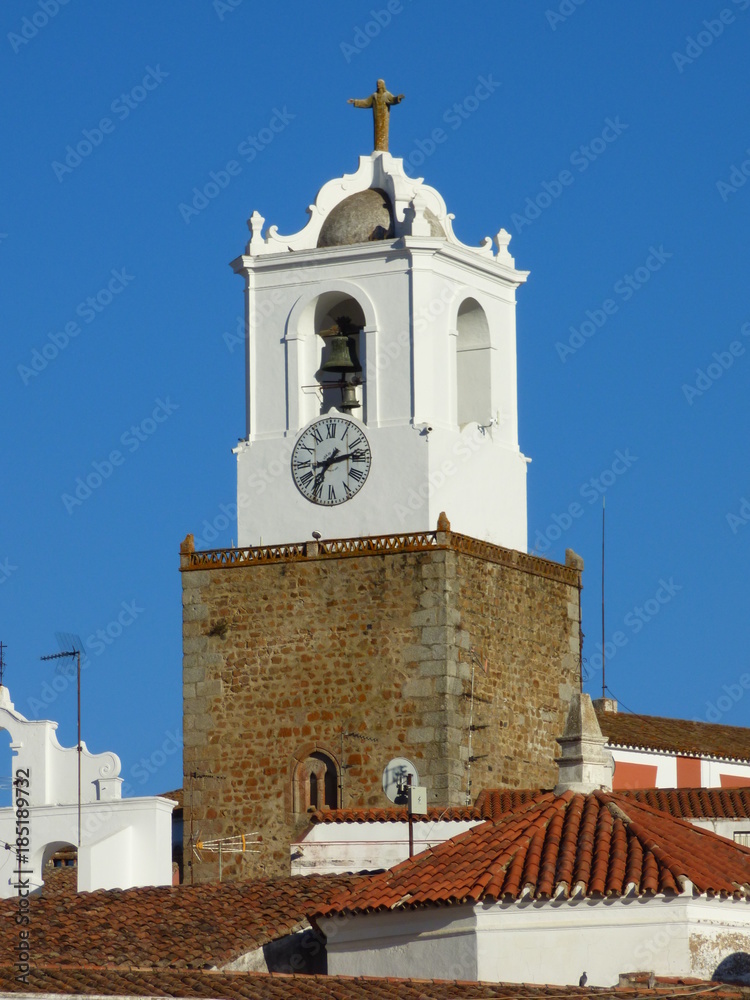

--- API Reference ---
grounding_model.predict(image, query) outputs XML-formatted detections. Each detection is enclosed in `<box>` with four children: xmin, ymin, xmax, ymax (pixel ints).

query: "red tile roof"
<box><xmin>308</xmin><ymin>791</ymin><xmax>545</xmax><ymax>826</ymax></box>
<box><xmin>624</xmin><ymin>786</ymin><xmax>750</xmax><ymax>820</ymax></box>
<box><xmin>309</xmin><ymin>805</ymin><xmax>485</xmax><ymax>824</ymax></box>
<box><xmin>596</xmin><ymin>710</ymin><xmax>750</xmax><ymax>761</ymax></box>
<box><xmin>0</xmin><ymin>875</ymin><xmax>362</xmax><ymax>969</ymax></box>
<box><xmin>473</xmin><ymin>788</ymin><xmax>548</xmax><ymax>818</ymax></box>
<box><xmin>312</xmin><ymin>790</ymin><xmax>750</xmax><ymax>917</ymax></box>
<box><xmin>308</xmin><ymin>787</ymin><xmax>750</xmax><ymax>832</ymax></box>
<box><xmin>473</xmin><ymin>787</ymin><xmax>750</xmax><ymax>823</ymax></box>
<box><xmin>0</xmin><ymin>966</ymin><xmax>714</xmax><ymax>1000</ymax></box>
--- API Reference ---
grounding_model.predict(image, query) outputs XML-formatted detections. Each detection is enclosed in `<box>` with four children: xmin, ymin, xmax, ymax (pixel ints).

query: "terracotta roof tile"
<box><xmin>312</xmin><ymin>790</ymin><xmax>750</xmax><ymax>917</ymax></box>
<box><xmin>3</xmin><ymin>967</ymin><xmax>749</xmax><ymax>1000</ymax></box>
<box><xmin>0</xmin><ymin>966</ymin><xmax>690</xmax><ymax>1000</ymax></box>
<box><xmin>595</xmin><ymin>710</ymin><xmax>750</xmax><ymax>761</ymax></box>
<box><xmin>0</xmin><ymin>875</ymin><xmax>362</xmax><ymax>969</ymax></box>
<box><xmin>471</xmin><ymin>786</ymin><xmax>750</xmax><ymax>823</ymax></box>
<box><xmin>308</xmin><ymin>804</ymin><xmax>485</xmax><ymax>824</ymax></box>
<box><xmin>624</xmin><ymin>786</ymin><xmax>750</xmax><ymax>818</ymax></box>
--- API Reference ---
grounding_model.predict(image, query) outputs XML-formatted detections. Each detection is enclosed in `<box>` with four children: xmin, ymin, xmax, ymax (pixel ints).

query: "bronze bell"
<box><xmin>319</xmin><ymin>317</ymin><xmax>362</xmax><ymax>375</ymax></box>
<box><xmin>340</xmin><ymin>381</ymin><xmax>361</xmax><ymax>411</ymax></box>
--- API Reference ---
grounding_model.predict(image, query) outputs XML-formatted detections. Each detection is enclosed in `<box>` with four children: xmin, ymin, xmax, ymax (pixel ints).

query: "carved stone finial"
<box><xmin>495</xmin><ymin>228</ymin><xmax>515</xmax><ymax>266</ymax></box>
<box><xmin>348</xmin><ymin>79</ymin><xmax>404</xmax><ymax>153</ymax></box>
<box><xmin>248</xmin><ymin>211</ymin><xmax>266</xmax><ymax>255</ymax></box>
<box><xmin>437</xmin><ymin>512</ymin><xmax>451</xmax><ymax>532</ymax></box>
<box><xmin>180</xmin><ymin>533</ymin><xmax>195</xmax><ymax>555</ymax></box>
<box><xmin>554</xmin><ymin>692</ymin><xmax>614</xmax><ymax>794</ymax></box>
<box><xmin>406</xmin><ymin>193</ymin><xmax>432</xmax><ymax>237</ymax></box>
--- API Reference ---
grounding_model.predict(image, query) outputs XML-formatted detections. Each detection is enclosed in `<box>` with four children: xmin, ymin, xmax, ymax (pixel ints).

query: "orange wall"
<box><xmin>720</xmin><ymin>774</ymin><xmax>750</xmax><ymax>788</ymax></box>
<box><xmin>676</xmin><ymin>756</ymin><xmax>701</xmax><ymax>787</ymax></box>
<box><xmin>612</xmin><ymin>761</ymin><xmax>658</xmax><ymax>790</ymax></box>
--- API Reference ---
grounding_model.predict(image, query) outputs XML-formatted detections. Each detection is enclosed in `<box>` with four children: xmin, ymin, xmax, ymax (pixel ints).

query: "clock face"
<box><xmin>291</xmin><ymin>417</ymin><xmax>371</xmax><ymax>506</ymax></box>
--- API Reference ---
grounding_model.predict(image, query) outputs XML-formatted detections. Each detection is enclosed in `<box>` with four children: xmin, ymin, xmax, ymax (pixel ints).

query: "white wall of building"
<box><xmin>325</xmin><ymin>894</ymin><xmax>750</xmax><ymax>988</ymax></box>
<box><xmin>0</xmin><ymin>686</ymin><xmax>174</xmax><ymax>896</ymax></box>
<box><xmin>292</xmin><ymin>818</ymin><xmax>480</xmax><ymax>875</ymax></box>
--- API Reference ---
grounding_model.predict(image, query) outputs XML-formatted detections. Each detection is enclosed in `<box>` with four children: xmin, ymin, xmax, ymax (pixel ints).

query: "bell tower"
<box><xmin>231</xmin><ymin>149</ymin><xmax>530</xmax><ymax>550</ymax></box>
<box><xmin>181</xmin><ymin>93</ymin><xmax>583</xmax><ymax>882</ymax></box>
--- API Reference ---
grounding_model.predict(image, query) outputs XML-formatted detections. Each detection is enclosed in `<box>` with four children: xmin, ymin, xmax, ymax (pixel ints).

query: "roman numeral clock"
<box><xmin>230</xmin><ymin>88</ymin><xmax>530</xmax><ymax>551</ymax></box>
<box><xmin>292</xmin><ymin>416</ymin><xmax>371</xmax><ymax>507</ymax></box>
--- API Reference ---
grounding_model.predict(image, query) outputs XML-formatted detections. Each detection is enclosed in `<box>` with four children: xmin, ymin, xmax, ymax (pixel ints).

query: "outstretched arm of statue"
<box><xmin>348</xmin><ymin>96</ymin><xmax>374</xmax><ymax>108</ymax></box>
<box><xmin>388</xmin><ymin>93</ymin><xmax>405</xmax><ymax>105</ymax></box>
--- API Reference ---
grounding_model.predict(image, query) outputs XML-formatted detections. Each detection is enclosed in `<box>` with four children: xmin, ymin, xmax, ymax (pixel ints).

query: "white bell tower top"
<box><xmin>231</xmin><ymin>151</ymin><xmax>530</xmax><ymax>551</ymax></box>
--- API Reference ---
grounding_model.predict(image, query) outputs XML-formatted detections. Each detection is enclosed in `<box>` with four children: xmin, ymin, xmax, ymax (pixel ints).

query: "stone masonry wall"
<box><xmin>181</xmin><ymin>534</ymin><xmax>581</xmax><ymax>881</ymax></box>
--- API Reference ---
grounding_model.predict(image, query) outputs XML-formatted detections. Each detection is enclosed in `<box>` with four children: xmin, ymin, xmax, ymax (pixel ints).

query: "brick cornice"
<box><xmin>179</xmin><ymin>530</ymin><xmax>580</xmax><ymax>587</ymax></box>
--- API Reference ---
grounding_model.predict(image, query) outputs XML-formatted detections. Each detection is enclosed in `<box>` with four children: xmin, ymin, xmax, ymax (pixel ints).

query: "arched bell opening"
<box><xmin>456</xmin><ymin>297</ymin><xmax>492</xmax><ymax>427</ymax></box>
<box><xmin>297</xmin><ymin>292</ymin><xmax>368</xmax><ymax>424</ymax></box>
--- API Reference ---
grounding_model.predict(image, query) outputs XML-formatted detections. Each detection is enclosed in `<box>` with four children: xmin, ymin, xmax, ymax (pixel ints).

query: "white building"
<box><xmin>0</xmin><ymin>685</ymin><xmax>174</xmax><ymax>895</ymax></box>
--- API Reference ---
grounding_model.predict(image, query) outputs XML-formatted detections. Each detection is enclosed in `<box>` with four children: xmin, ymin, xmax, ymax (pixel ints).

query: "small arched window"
<box><xmin>456</xmin><ymin>298</ymin><xmax>491</xmax><ymax>427</ymax></box>
<box><xmin>294</xmin><ymin>750</ymin><xmax>339</xmax><ymax>813</ymax></box>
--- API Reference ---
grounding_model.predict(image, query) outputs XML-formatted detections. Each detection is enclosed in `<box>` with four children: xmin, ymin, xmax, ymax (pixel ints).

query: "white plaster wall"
<box><xmin>475</xmin><ymin>897</ymin><xmax>691</xmax><ymax>987</ymax></box>
<box><xmin>0</xmin><ymin>796</ymin><xmax>174</xmax><ymax>896</ymax></box>
<box><xmin>326</xmin><ymin>895</ymin><xmax>750</xmax><ymax>988</ymax></box>
<box><xmin>323</xmin><ymin>904</ymin><xmax>478</xmax><ymax>981</ymax></box>
<box><xmin>690</xmin><ymin>818</ymin><xmax>750</xmax><ymax>840</ymax></box>
<box><xmin>236</xmin><ymin>417</ymin><xmax>527</xmax><ymax>550</ymax></box>
<box><xmin>686</xmin><ymin>896</ymin><xmax>750</xmax><ymax>981</ymax></box>
<box><xmin>703</xmin><ymin>759</ymin><xmax>750</xmax><ymax>786</ymax></box>
<box><xmin>291</xmin><ymin>818</ymin><xmax>480</xmax><ymax>874</ymax></box>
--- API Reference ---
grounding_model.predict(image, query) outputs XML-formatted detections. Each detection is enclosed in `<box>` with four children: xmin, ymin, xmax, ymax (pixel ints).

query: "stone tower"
<box><xmin>182</xmin><ymin>149</ymin><xmax>582</xmax><ymax>881</ymax></box>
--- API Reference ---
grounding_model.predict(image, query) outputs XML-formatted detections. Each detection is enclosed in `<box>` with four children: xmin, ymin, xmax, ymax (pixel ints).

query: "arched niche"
<box><xmin>42</xmin><ymin>839</ymin><xmax>78</xmax><ymax>870</ymax></box>
<box><xmin>286</xmin><ymin>282</ymin><xmax>378</xmax><ymax>429</ymax></box>
<box><xmin>455</xmin><ymin>297</ymin><xmax>492</xmax><ymax>427</ymax></box>
<box><xmin>0</xmin><ymin>729</ymin><xmax>11</xmax><ymax>809</ymax></box>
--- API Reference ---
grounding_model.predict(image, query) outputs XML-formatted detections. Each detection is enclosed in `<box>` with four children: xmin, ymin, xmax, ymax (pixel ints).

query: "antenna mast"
<box><xmin>40</xmin><ymin>646</ymin><xmax>82</xmax><ymax>846</ymax></box>
<box><xmin>601</xmin><ymin>497</ymin><xmax>606</xmax><ymax>700</ymax></box>
<box><xmin>0</xmin><ymin>641</ymin><xmax>6</xmax><ymax>686</ymax></box>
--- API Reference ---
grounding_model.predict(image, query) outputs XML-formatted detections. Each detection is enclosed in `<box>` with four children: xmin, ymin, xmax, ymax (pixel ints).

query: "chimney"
<box><xmin>555</xmin><ymin>692</ymin><xmax>614</xmax><ymax>794</ymax></box>
<box><xmin>592</xmin><ymin>696</ymin><xmax>618</xmax><ymax>714</ymax></box>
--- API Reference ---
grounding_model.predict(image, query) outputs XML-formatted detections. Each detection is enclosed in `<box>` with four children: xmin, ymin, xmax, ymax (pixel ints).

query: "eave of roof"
<box><xmin>595</xmin><ymin>710</ymin><xmax>750</xmax><ymax>763</ymax></box>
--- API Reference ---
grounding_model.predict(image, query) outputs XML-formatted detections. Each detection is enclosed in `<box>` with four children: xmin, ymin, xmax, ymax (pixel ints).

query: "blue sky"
<box><xmin>1</xmin><ymin>1</ymin><xmax>749</xmax><ymax>800</ymax></box>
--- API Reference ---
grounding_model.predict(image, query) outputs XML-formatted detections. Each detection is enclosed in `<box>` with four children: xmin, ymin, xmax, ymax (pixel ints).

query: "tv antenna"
<box><xmin>0</xmin><ymin>641</ymin><xmax>6</xmax><ymax>687</ymax></box>
<box><xmin>40</xmin><ymin>644</ymin><xmax>82</xmax><ymax>846</ymax></box>
<box><xmin>193</xmin><ymin>831</ymin><xmax>260</xmax><ymax>881</ymax></box>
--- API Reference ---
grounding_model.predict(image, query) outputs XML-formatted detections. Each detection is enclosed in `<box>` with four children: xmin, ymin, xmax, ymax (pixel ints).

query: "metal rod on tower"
<box><xmin>601</xmin><ymin>496</ymin><xmax>606</xmax><ymax>701</ymax></box>
<box><xmin>41</xmin><ymin>647</ymin><xmax>82</xmax><ymax>846</ymax></box>
<box><xmin>0</xmin><ymin>641</ymin><xmax>6</xmax><ymax>687</ymax></box>
<box><xmin>76</xmin><ymin>648</ymin><xmax>81</xmax><ymax>845</ymax></box>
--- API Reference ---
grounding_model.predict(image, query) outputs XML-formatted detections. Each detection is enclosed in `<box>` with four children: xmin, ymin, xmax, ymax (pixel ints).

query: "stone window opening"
<box><xmin>294</xmin><ymin>750</ymin><xmax>339</xmax><ymax>813</ymax></box>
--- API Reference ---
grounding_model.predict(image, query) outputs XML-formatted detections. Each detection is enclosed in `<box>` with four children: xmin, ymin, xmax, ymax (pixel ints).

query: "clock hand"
<box><xmin>313</xmin><ymin>447</ymin><xmax>340</xmax><ymax>471</ymax></box>
<box><xmin>325</xmin><ymin>451</ymin><xmax>358</xmax><ymax>465</ymax></box>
